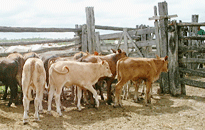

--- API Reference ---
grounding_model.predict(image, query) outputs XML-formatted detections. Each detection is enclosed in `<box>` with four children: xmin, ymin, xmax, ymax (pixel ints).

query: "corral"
<box><xmin>0</xmin><ymin>1</ymin><xmax>205</xmax><ymax>129</ymax></box>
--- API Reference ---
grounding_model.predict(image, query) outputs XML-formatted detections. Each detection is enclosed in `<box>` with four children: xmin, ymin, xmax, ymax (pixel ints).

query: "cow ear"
<box><xmin>117</xmin><ymin>49</ymin><xmax>122</xmax><ymax>53</ymax></box>
<box><xmin>164</xmin><ymin>56</ymin><xmax>168</xmax><ymax>61</ymax></box>
<box><xmin>94</xmin><ymin>51</ymin><xmax>98</xmax><ymax>55</ymax></box>
<box><xmin>111</xmin><ymin>49</ymin><xmax>116</xmax><ymax>53</ymax></box>
<box><xmin>156</xmin><ymin>55</ymin><xmax>160</xmax><ymax>59</ymax></box>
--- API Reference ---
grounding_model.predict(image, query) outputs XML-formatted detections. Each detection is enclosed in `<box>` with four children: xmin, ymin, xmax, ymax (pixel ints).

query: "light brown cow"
<box><xmin>114</xmin><ymin>55</ymin><xmax>168</xmax><ymax>107</ymax></box>
<box><xmin>22</xmin><ymin>58</ymin><xmax>46</xmax><ymax>124</ymax></box>
<box><xmin>48</xmin><ymin>59</ymin><xmax>112</xmax><ymax>116</ymax></box>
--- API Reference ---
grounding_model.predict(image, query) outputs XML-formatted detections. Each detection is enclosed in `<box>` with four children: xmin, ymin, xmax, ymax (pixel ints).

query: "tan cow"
<box><xmin>114</xmin><ymin>55</ymin><xmax>168</xmax><ymax>107</ymax></box>
<box><xmin>22</xmin><ymin>58</ymin><xmax>46</xmax><ymax>124</ymax></box>
<box><xmin>48</xmin><ymin>59</ymin><xmax>112</xmax><ymax>116</ymax></box>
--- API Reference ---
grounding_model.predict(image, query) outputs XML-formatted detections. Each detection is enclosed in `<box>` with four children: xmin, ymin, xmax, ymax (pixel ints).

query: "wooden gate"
<box><xmin>168</xmin><ymin>17</ymin><xmax>205</xmax><ymax>96</ymax></box>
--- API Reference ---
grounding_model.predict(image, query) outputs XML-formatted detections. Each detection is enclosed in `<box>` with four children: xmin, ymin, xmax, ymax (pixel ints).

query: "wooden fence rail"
<box><xmin>0</xmin><ymin>26</ymin><xmax>82</xmax><ymax>32</ymax></box>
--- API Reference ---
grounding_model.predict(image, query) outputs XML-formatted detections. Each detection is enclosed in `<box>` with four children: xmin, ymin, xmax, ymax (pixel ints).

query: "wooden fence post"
<box><xmin>74</xmin><ymin>24</ymin><xmax>80</xmax><ymax>51</ymax></box>
<box><xmin>178</xmin><ymin>20</ymin><xmax>186</xmax><ymax>95</ymax></box>
<box><xmin>123</xmin><ymin>28</ymin><xmax>128</xmax><ymax>54</ymax></box>
<box><xmin>85</xmin><ymin>7</ymin><xmax>95</xmax><ymax>54</ymax></box>
<box><xmin>158</xmin><ymin>1</ymin><xmax>170</xmax><ymax>94</ymax></box>
<box><xmin>191</xmin><ymin>15</ymin><xmax>199</xmax><ymax>69</ymax></box>
<box><xmin>95</xmin><ymin>32</ymin><xmax>101</xmax><ymax>53</ymax></box>
<box><xmin>153</xmin><ymin>6</ymin><xmax>161</xmax><ymax>56</ymax></box>
<box><xmin>82</xmin><ymin>24</ymin><xmax>88</xmax><ymax>52</ymax></box>
<box><xmin>168</xmin><ymin>20</ymin><xmax>181</xmax><ymax>96</ymax></box>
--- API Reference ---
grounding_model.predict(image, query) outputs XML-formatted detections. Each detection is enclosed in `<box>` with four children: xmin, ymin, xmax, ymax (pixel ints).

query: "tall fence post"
<box><xmin>153</xmin><ymin>6</ymin><xmax>161</xmax><ymax>57</ymax></box>
<box><xmin>82</xmin><ymin>24</ymin><xmax>88</xmax><ymax>52</ymax></box>
<box><xmin>168</xmin><ymin>20</ymin><xmax>181</xmax><ymax>96</ymax></box>
<box><xmin>95</xmin><ymin>32</ymin><xmax>101</xmax><ymax>53</ymax></box>
<box><xmin>158</xmin><ymin>1</ymin><xmax>170</xmax><ymax>93</ymax></box>
<box><xmin>85</xmin><ymin>7</ymin><xmax>95</xmax><ymax>54</ymax></box>
<box><xmin>123</xmin><ymin>28</ymin><xmax>128</xmax><ymax>54</ymax></box>
<box><xmin>191</xmin><ymin>15</ymin><xmax>199</xmax><ymax>69</ymax></box>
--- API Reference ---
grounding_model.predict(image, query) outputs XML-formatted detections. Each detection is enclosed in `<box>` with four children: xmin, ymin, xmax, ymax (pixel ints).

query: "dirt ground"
<box><xmin>0</xmin><ymin>80</ymin><xmax>205</xmax><ymax>130</ymax></box>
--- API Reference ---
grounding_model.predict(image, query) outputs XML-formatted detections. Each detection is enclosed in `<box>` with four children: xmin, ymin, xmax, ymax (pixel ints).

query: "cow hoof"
<box><xmin>47</xmin><ymin>111</ymin><xmax>52</xmax><ymax>115</ymax></box>
<box><xmin>7</xmin><ymin>103</ymin><xmax>11</xmax><ymax>107</ymax></box>
<box><xmin>113</xmin><ymin>104</ymin><xmax>119</xmax><ymax>108</ymax></box>
<box><xmin>23</xmin><ymin>119</ymin><xmax>28</xmax><ymax>125</ymax></box>
<box><xmin>34</xmin><ymin>118</ymin><xmax>40</xmax><ymax>122</ymax></box>
<box><xmin>107</xmin><ymin>100</ymin><xmax>112</xmax><ymax>105</ymax></box>
<box><xmin>39</xmin><ymin>110</ymin><xmax>43</xmax><ymax>114</ymax></box>
<box><xmin>58</xmin><ymin>113</ymin><xmax>62</xmax><ymax>117</ymax></box>
<box><xmin>134</xmin><ymin>100</ymin><xmax>139</xmax><ymax>103</ymax></box>
<box><xmin>119</xmin><ymin>104</ymin><xmax>123</xmax><ymax>107</ymax></box>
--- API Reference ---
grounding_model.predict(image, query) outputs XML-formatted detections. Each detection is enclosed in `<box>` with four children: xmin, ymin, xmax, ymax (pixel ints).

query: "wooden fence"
<box><xmin>3</xmin><ymin>1</ymin><xmax>203</xmax><ymax>96</ymax></box>
<box><xmin>168</xmin><ymin>17</ymin><xmax>205</xmax><ymax>96</ymax></box>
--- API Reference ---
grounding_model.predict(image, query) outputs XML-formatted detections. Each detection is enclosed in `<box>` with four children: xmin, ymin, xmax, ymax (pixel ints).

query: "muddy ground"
<box><xmin>0</xmin><ymin>78</ymin><xmax>205</xmax><ymax>130</ymax></box>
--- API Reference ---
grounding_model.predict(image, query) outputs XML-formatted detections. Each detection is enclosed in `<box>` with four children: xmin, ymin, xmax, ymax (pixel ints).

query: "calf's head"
<box><xmin>100</xmin><ymin>60</ymin><xmax>113</xmax><ymax>77</ymax></box>
<box><xmin>112</xmin><ymin>49</ymin><xmax>127</xmax><ymax>60</ymax></box>
<box><xmin>160</xmin><ymin>55</ymin><xmax>168</xmax><ymax>72</ymax></box>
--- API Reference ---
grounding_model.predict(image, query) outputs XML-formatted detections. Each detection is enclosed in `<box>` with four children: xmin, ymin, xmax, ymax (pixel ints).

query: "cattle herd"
<box><xmin>0</xmin><ymin>49</ymin><xmax>168</xmax><ymax>124</ymax></box>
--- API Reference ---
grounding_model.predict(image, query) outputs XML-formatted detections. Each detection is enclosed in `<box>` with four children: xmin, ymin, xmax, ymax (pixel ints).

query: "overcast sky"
<box><xmin>0</xmin><ymin>0</ymin><xmax>205</xmax><ymax>39</ymax></box>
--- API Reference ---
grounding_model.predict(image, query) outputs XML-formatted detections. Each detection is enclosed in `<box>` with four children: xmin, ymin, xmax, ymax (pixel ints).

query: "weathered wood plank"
<box><xmin>95</xmin><ymin>25</ymin><xmax>135</xmax><ymax>31</ymax></box>
<box><xmin>177</xmin><ymin>22</ymin><xmax>205</xmax><ymax>26</ymax></box>
<box><xmin>153</xmin><ymin>6</ymin><xmax>161</xmax><ymax>56</ymax></box>
<box><xmin>158</xmin><ymin>1</ymin><xmax>169</xmax><ymax>94</ymax></box>
<box><xmin>179</xmin><ymin>58</ymin><xmax>205</xmax><ymax>64</ymax></box>
<box><xmin>86</xmin><ymin>7</ymin><xmax>95</xmax><ymax>54</ymax></box>
<box><xmin>99</xmin><ymin>27</ymin><xmax>155</xmax><ymax>40</ymax></box>
<box><xmin>149</xmin><ymin>14</ymin><xmax>178</xmax><ymax>20</ymax></box>
<box><xmin>0</xmin><ymin>37</ymin><xmax>80</xmax><ymax>46</ymax></box>
<box><xmin>179</xmin><ymin>67</ymin><xmax>205</xmax><ymax>77</ymax></box>
<box><xmin>0</xmin><ymin>26</ymin><xmax>81</xmax><ymax>32</ymax></box>
<box><xmin>95</xmin><ymin>32</ymin><xmax>101</xmax><ymax>52</ymax></box>
<box><xmin>81</xmin><ymin>24</ymin><xmax>88</xmax><ymax>52</ymax></box>
<box><xmin>178</xmin><ymin>45</ymin><xmax>205</xmax><ymax>55</ymax></box>
<box><xmin>168</xmin><ymin>20</ymin><xmax>181</xmax><ymax>96</ymax></box>
<box><xmin>179</xmin><ymin>78</ymin><xmax>205</xmax><ymax>89</ymax></box>
<box><xmin>180</xmin><ymin>36</ymin><xmax>205</xmax><ymax>40</ymax></box>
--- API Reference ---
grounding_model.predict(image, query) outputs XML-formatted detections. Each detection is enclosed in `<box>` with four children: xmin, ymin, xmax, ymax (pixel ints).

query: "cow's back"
<box><xmin>117</xmin><ymin>57</ymin><xmax>156</xmax><ymax>81</ymax></box>
<box><xmin>23</xmin><ymin>58</ymin><xmax>46</xmax><ymax>87</ymax></box>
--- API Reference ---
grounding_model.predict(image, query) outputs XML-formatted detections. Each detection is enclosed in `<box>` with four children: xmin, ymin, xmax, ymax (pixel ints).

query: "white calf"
<box><xmin>48</xmin><ymin>60</ymin><xmax>112</xmax><ymax>116</ymax></box>
<box><xmin>22</xmin><ymin>58</ymin><xmax>46</xmax><ymax>124</ymax></box>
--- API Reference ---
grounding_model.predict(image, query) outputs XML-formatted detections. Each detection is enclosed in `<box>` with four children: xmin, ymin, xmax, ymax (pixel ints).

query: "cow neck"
<box><xmin>153</xmin><ymin>59</ymin><xmax>164</xmax><ymax>77</ymax></box>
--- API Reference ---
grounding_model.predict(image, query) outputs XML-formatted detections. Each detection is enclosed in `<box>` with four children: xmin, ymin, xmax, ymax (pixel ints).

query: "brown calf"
<box><xmin>114</xmin><ymin>55</ymin><xmax>168</xmax><ymax>107</ymax></box>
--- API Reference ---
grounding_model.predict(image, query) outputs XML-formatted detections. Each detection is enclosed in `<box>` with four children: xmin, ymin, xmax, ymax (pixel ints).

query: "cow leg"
<box><xmin>23</xmin><ymin>96</ymin><xmax>30</xmax><ymax>124</ymax></box>
<box><xmin>134</xmin><ymin>81</ymin><xmax>140</xmax><ymax>103</ymax></box>
<box><xmin>77</xmin><ymin>87</ymin><xmax>82</xmax><ymax>111</ymax></box>
<box><xmin>122</xmin><ymin>81</ymin><xmax>130</xmax><ymax>100</ymax></box>
<box><xmin>96</xmin><ymin>81</ymin><xmax>104</xmax><ymax>100</ymax></box>
<box><xmin>8</xmin><ymin>83</ymin><xmax>18</xmax><ymax>107</ymax></box>
<box><xmin>73</xmin><ymin>85</ymin><xmax>77</xmax><ymax>104</ymax></box>
<box><xmin>38</xmin><ymin>85</ymin><xmax>44</xmax><ymax>114</ymax></box>
<box><xmin>106</xmin><ymin>78</ymin><xmax>114</xmax><ymax>105</ymax></box>
<box><xmin>55</xmin><ymin>86</ymin><xmax>63</xmax><ymax>116</ymax></box>
<box><xmin>114</xmin><ymin>80</ymin><xmax>127</xmax><ymax>107</ymax></box>
<box><xmin>84</xmin><ymin>86</ymin><xmax>99</xmax><ymax>108</ymax></box>
<box><xmin>47</xmin><ymin>85</ymin><xmax>54</xmax><ymax>114</ymax></box>
<box><xmin>34</xmin><ymin>95</ymin><xmax>40</xmax><ymax>121</ymax></box>
<box><xmin>3</xmin><ymin>85</ymin><xmax>8</xmax><ymax>100</ymax></box>
<box><xmin>145</xmin><ymin>81</ymin><xmax>152</xmax><ymax>105</ymax></box>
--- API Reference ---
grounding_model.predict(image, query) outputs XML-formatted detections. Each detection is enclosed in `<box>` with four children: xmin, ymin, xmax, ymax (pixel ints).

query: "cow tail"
<box><xmin>116</xmin><ymin>59</ymin><xmax>121</xmax><ymax>81</ymax></box>
<box><xmin>26</xmin><ymin>60</ymin><xmax>35</xmax><ymax>101</ymax></box>
<box><xmin>52</xmin><ymin>65</ymin><xmax>69</xmax><ymax>74</ymax></box>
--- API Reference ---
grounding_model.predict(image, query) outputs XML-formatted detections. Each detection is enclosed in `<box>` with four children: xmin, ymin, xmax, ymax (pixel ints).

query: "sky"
<box><xmin>0</xmin><ymin>0</ymin><xmax>205</xmax><ymax>39</ymax></box>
